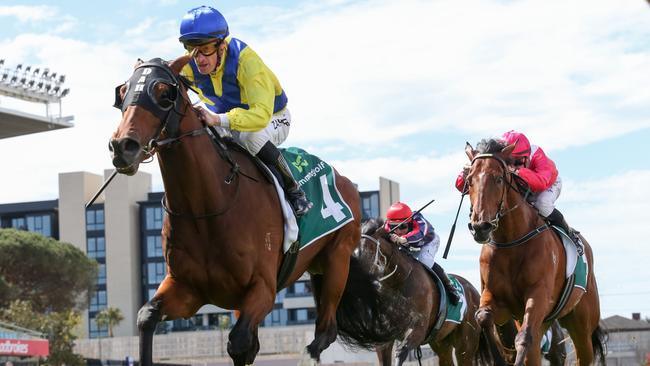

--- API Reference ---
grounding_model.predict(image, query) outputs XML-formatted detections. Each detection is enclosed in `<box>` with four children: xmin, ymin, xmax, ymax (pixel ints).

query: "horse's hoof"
<box><xmin>297</xmin><ymin>348</ymin><xmax>319</xmax><ymax>366</ymax></box>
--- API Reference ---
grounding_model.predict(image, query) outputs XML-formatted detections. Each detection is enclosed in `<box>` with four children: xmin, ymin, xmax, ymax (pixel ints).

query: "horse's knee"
<box><xmin>475</xmin><ymin>307</ymin><xmax>493</xmax><ymax>328</ymax></box>
<box><xmin>137</xmin><ymin>301</ymin><xmax>161</xmax><ymax>331</ymax></box>
<box><xmin>514</xmin><ymin>329</ymin><xmax>532</xmax><ymax>351</ymax></box>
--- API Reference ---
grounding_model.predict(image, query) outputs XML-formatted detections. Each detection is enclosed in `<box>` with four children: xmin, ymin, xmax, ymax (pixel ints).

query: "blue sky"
<box><xmin>1</xmin><ymin>0</ymin><xmax>650</xmax><ymax>323</ymax></box>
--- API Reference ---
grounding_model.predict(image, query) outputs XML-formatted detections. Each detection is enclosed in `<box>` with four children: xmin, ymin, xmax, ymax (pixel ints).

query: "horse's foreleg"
<box><xmin>514</xmin><ymin>296</ymin><xmax>548</xmax><ymax>366</ymax></box>
<box><xmin>376</xmin><ymin>342</ymin><xmax>394</xmax><ymax>366</ymax></box>
<box><xmin>306</xmin><ymin>244</ymin><xmax>353</xmax><ymax>361</ymax></box>
<box><xmin>228</xmin><ymin>277</ymin><xmax>275</xmax><ymax>366</ymax></box>
<box><xmin>476</xmin><ymin>291</ymin><xmax>511</xmax><ymax>365</ymax></box>
<box><xmin>137</xmin><ymin>276</ymin><xmax>202</xmax><ymax>366</ymax></box>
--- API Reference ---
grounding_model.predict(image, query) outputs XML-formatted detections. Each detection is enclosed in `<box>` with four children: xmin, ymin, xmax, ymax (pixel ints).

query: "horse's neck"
<box><xmin>491</xmin><ymin>188</ymin><xmax>542</xmax><ymax>243</ymax></box>
<box><xmin>157</xmin><ymin>124</ymin><xmax>232</xmax><ymax>215</ymax></box>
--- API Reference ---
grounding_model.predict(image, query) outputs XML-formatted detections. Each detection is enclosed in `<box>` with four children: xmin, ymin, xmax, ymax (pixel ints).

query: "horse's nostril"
<box><xmin>123</xmin><ymin>138</ymin><xmax>140</xmax><ymax>154</ymax></box>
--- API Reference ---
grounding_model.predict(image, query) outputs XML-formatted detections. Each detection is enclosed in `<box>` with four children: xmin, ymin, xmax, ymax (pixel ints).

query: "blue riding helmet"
<box><xmin>179</xmin><ymin>6</ymin><xmax>229</xmax><ymax>45</ymax></box>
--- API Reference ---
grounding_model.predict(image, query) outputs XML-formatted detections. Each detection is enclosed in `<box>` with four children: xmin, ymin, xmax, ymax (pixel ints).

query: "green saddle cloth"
<box><xmin>280</xmin><ymin>147</ymin><xmax>355</xmax><ymax>249</ymax></box>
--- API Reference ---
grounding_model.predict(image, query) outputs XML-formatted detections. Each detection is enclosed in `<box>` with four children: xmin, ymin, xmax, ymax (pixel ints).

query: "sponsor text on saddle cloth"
<box><xmin>275</xmin><ymin>147</ymin><xmax>355</xmax><ymax>252</ymax></box>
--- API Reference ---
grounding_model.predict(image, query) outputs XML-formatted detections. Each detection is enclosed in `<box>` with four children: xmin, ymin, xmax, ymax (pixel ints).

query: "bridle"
<box><xmin>469</xmin><ymin>153</ymin><xmax>547</xmax><ymax>248</ymax></box>
<box><xmin>113</xmin><ymin>58</ymin><xmax>205</xmax><ymax>157</ymax></box>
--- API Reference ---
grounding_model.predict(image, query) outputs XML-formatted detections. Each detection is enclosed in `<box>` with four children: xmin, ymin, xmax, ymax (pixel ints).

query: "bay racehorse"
<box><xmin>330</xmin><ymin>218</ymin><xmax>504</xmax><ymax>366</ymax></box>
<box><xmin>109</xmin><ymin>56</ymin><xmax>361</xmax><ymax>366</ymax></box>
<box><xmin>463</xmin><ymin>139</ymin><xmax>606</xmax><ymax>365</ymax></box>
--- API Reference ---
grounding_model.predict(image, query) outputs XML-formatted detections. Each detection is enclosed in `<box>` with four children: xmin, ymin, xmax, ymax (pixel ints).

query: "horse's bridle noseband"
<box><xmin>468</xmin><ymin>153</ymin><xmax>546</xmax><ymax>247</ymax></box>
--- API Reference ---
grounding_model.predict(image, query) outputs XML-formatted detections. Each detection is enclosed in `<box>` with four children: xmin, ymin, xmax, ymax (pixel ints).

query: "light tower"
<box><xmin>0</xmin><ymin>59</ymin><xmax>74</xmax><ymax>139</ymax></box>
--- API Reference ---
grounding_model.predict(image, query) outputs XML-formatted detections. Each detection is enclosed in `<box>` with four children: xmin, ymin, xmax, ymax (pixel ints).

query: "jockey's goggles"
<box><xmin>513</xmin><ymin>157</ymin><xmax>527</xmax><ymax>167</ymax></box>
<box><xmin>388</xmin><ymin>222</ymin><xmax>409</xmax><ymax>231</ymax></box>
<box><xmin>184</xmin><ymin>41</ymin><xmax>220</xmax><ymax>57</ymax></box>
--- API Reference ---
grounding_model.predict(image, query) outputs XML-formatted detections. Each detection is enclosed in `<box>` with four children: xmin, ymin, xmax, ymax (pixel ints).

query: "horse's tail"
<box><xmin>592</xmin><ymin>324</ymin><xmax>608</xmax><ymax>365</ymax></box>
<box><xmin>475</xmin><ymin>324</ymin><xmax>509</xmax><ymax>366</ymax></box>
<box><xmin>327</xmin><ymin>256</ymin><xmax>409</xmax><ymax>350</ymax></box>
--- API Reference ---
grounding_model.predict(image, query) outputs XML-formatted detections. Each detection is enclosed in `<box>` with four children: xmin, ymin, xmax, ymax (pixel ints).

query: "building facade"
<box><xmin>0</xmin><ymin>171</ymin><xmax>399</xmax><ymax>339</ymax></box>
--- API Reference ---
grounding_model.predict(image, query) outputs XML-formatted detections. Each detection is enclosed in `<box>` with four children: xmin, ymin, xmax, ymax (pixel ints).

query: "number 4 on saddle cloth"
<box><xmin>272</xmin><ymin>147</ymin><xmax>355</xmax><ymax>252</ymax></box>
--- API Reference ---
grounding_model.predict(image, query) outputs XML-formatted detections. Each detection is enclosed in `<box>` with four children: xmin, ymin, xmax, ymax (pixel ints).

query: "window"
<box><xmin>287</xmin><ymin>281</ymin><xmax>311</xmax><ymax>297</ymax></box>
<box><xmin>361</xmin><ymin>192</ymin><xmax>379</xmax><ymax>220</ymax></box>
<box><xmin>97</xmin><ymin>264</ymin><xmax>106</xmax><ymax>285</ymax></box>
<box><xmin>147</xmin><ymin>235</ymin><xmax>163</xmax><ymax>258</ymax></box>
<box><xmin>288</xmin><ymin>308</ymin><xmax>316</xmax><ymax>324</ymax></box>
<box><xmin>26</xmin><ymin>215</ymin><xmax>51</xmax><ymax>237</ymax></box>
<box><xmin>87</xmin><ymin>237</ymin><xmax>105</xmax><ymax>259</ymax></box>
<box><xmin>147</xmin><ymin>262</ymin><xmax>166</xmax><ymax>284</ymax></box>
<box><xmin>89</xmin><ymin>290</ymin><xmax>107</xmax><ymax>312</ymax></box>
<box><xmin>10</xmin><ymin>217</ymin><xmax>26</xmax><ymax>230</ymax></box>
<box><xmin>89</xmin><ymin>317</ymin><xmax>108</xmax><ymax>338</ymax></box>
<box><xmin>145</xmin><ymin>207</ymin><xmax>163</xmax><ymax>230</ymax></box>
<box><xmin>86</xmin><ymin>209</ymin><xmax>105</xmax><ymax>231</ymax></box>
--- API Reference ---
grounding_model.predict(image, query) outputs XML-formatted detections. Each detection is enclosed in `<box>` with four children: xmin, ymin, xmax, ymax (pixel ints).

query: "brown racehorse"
<box><xmin>331</xmin><ymin>218</ymin><xmax>505</xmax><ymax>366</ymax></box>
<box><xmin>108</xmin><ymin>56</ymin><xmax>361</xmax><ymax>366</ymax></box>
<box><xmin>463</xmin><ymin>139</ymin><xmax>606</xmax><ymax>365</ymax></box>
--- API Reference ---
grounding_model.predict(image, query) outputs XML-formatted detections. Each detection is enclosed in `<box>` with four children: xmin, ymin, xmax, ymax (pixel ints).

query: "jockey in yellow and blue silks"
<box><xmin>178</xmin><ymin>5</ymin><xmax>312</xmax><ymax>217</ymax></box>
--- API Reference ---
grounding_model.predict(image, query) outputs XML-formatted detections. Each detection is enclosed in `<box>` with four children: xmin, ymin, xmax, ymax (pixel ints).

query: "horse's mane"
<box><xmin>361</xmin><ymin>217</ymin><xmax>385</xmax><ymax>236</ymax></box>
<box><xmin>476</xmin><ymin>138</ymin><xmax>516</xmax><ymax>165</ymax></box>
<box><xmin>334</xmin><ymin>217</ymin><xmax>417</xmax><ymax>349</ymax></box>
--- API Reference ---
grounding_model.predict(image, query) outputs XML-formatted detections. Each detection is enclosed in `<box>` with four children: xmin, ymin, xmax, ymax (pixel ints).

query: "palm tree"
<box><xmin>95</xmin><ymin>307</ymin><xmax>124</xmax><ymax>337</ymax></box>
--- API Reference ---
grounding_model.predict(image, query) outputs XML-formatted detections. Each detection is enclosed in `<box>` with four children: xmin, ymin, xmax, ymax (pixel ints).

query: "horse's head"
<box><xmin>109</xmin><ymin>55</ymin><xmax>193</xmax><ymax>175</ymax></box>
<box><xmin>464</xmin><ymin>139</ymin><xmax>518</xmax><ymax>243</ymax></box>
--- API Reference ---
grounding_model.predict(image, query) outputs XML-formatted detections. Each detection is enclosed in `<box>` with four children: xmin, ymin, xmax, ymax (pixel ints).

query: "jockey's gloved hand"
<box><xmin>389</xmin><ymin>233</ymin><xmax>408</xmax><ymax>246</ymax></box>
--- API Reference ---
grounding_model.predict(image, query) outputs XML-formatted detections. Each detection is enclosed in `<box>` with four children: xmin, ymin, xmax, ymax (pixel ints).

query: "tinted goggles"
<box><xmin>388</xmin><ymin>222</ymin><xmax>409</xmax><ymax>231</ymax></box>
<box><xmin>184</xmin><ymin>42</ymin><xmax>220</xmax><ymax>57</ymax></box>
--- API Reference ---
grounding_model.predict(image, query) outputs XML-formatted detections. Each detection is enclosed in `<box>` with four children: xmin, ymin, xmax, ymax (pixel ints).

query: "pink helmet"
<box><xmin>502</xmin><ymin>130</ymin><xmax>531</xmax><ymax>157</ymax></box>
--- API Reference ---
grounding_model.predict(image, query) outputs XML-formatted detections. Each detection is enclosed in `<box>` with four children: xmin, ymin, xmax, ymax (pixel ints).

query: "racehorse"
<box><xmin>498</xmin><ymin>319</ymin><xmax>568</xmax><ymax>365</ymax></box>
<box><xmin>108</xmin><ymin>55</ymin><xmax>361</xmax><ymax>366</ymax></box>
<box><xmin>329</xmin><ymin>218</ymin><xmax>504</xmax><ymax>366</ymax></box>
<box><xmin>463</xmin><ymin>139</ymin><xmax>606</xmax><ymax>365</ymax></box>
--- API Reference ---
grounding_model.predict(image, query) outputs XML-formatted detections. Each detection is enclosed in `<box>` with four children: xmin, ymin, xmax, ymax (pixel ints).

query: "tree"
<box><xmin>0</xmin><ymin>228</ymin><xmax>97</xmax><ymax>312</ymax></box>
<box><xmin>95</xmin><ymin>307</ymin><xmax>124</xmax><ymax>337</ymax></box>
<box><xmin>0</xmin><ymin>300</ymin><xmax>85</xmax><ymax>366</ymax></box>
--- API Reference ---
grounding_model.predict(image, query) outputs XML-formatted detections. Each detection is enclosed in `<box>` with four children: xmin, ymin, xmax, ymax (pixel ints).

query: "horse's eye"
<box><xmin>495</xmin><ymin>176</ymin><xmax>504</xmax><ymax>184</ymax></box>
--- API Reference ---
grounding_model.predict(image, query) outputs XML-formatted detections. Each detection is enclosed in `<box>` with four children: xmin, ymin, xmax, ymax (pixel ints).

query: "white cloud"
<box><xmin>0</xmin><ymin>5</ymin><xmax>57</xmax><ymax>22</ymax></box>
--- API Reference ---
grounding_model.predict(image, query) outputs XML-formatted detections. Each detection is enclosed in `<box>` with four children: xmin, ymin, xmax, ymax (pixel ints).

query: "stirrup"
<box><xmin>288</xmin><ymin>191</ymin><xmax>313</xmax><ymax>217</ymax></box>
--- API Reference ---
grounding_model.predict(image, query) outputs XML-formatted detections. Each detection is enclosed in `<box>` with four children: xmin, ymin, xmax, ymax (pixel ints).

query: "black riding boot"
<box><xmin>257</xmin><ymin>142</ymin><xmax>313</xmax><ymax>217</ymax></box>
<box><xmin>432</xmin><ymin>262</ymin><xmax>460</xmax><ymax>305</ymax></box>
<box><xmin>546</xmin><ymin>208</ymin><xmax>572</xmax><ymax>236</ymax></box>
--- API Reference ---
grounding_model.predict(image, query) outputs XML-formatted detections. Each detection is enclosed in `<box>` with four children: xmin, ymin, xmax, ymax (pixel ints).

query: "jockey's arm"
<box><xmin>516</xmin><ymin>148</ymin><xmax>558</xmax><ymax>192</ymax></box>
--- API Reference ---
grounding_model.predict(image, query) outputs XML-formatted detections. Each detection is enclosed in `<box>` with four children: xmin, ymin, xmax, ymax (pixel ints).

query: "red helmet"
<box><xmin>386</xmin><ymin>202</ymin><xmax>412</xmax><ymax>223</ymax></box>
<box><xmin>502</xmin><ymin>130</ymin><xmax>531</xmax><ymax>158</ymax></box>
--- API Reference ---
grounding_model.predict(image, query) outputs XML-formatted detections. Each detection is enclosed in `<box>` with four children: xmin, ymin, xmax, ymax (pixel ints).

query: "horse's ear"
<box><xmin>134</xmin><ymin>58</ymin><xmax>144</xmax><ymax>68</ymax></box>
<box><xmin>169</xmin><ymin>54</ymin><xmax>192</xmax><ymax>75</ymax></box>
<box><xmin>501</xmin><ymin>143</ymin><xmax>516</xmax><ymax>158</ymax></box>
<box><xmin>465</xmin><ymin>142</ymin><xmax>476</xmax><ymax>161</ymax></box>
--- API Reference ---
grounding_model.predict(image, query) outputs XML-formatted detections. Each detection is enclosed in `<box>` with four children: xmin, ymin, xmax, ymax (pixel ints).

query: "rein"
<box><xmin>470</xmin><ymin>153</ymin><xmax>547</xmax><ymax>248</ymax></box>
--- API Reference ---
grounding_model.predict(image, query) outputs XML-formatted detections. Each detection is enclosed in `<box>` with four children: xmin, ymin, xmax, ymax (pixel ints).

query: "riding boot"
<box><xmin>257</xmin><ymin>141</ymin><xmax>313</xmax><ymax>217</ymax></box>
<box><xmin>432</xmin><ymin>262</ymin><xmax>460</xmax><ymax>305</ymax></box>
<box><xmin>546</xmin><ymin>208</ymin><xmax>571</xmax><ymax>234</ymax></box>
<box><xmin>546</xmin><ymin>208</ymin><xmax>582</xmax><ymax>252</ymax></box>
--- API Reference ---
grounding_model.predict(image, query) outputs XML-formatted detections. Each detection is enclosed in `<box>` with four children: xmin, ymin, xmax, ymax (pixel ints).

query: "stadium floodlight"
<box><xmin>0</xmin><ymin>60</ymin><xmax>71</xmax><ymax>111</ymax></box>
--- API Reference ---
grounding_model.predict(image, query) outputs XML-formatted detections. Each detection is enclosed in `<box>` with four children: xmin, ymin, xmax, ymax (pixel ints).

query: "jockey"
<box><xmin>385</xmin><ymin>202</ymin><xmax>460</xmax><ymax>305</ymax></box>
<box><xmin>178</xmin><ymin>6</ymin><xmax>312</xmax><ymax>217</ymax></box>
<box><xmin>455</xmin><ymin>130</ymin><xmax>575</xmax><ymax>240</ymax></box>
